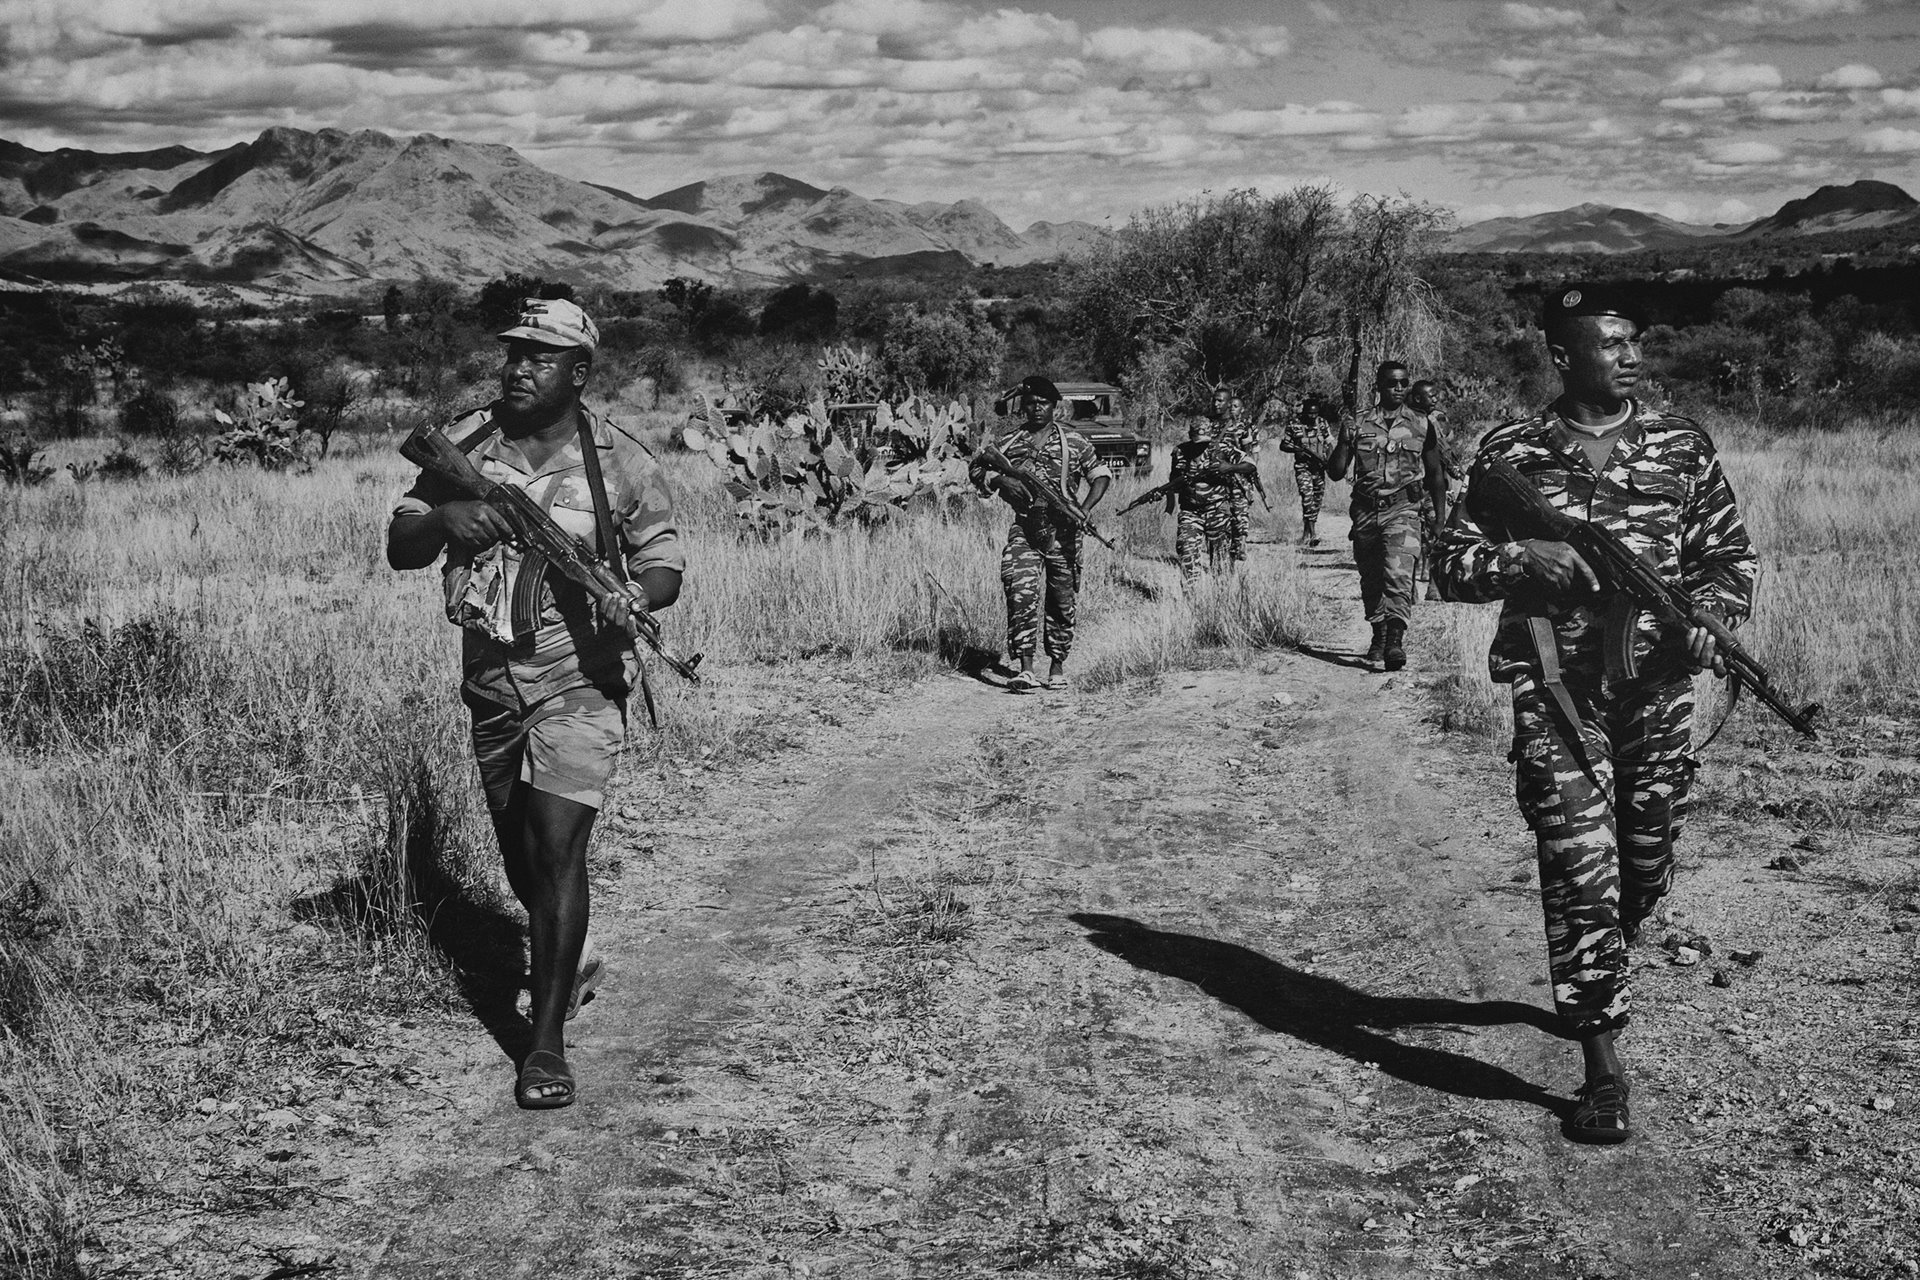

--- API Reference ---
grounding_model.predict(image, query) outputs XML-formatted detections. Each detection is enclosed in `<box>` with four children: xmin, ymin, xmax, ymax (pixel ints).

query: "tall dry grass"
<box><xmin>0</xmin><ymin>412</ymin><xmax>1317</xmax><ymax>1269</ymax></box>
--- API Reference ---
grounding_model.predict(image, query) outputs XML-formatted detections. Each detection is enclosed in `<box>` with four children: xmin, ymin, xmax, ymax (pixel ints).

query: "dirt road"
<box><xmin>135</xmin><ymin>524</ymin><xmax>1917</xmax><ymax>1279</ymax></box>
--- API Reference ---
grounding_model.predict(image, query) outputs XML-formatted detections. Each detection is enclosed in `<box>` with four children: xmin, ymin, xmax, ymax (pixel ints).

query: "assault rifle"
<box><xmin>400</xmin><ymin>423</ymin><xmax>703</xmax><ymax>715</ymax></box>
<box><xmin>971</xmin><ymin>441</ymin><xmax>1116</xmax><ymax>550</ymax></box>
<box><xmin>1117</xmin><ymin>464</ymin><xmax>1242</xmax><ymax>515</ymax></box>
<box><xmin>1474</xmin><ymin>455</ymin><xmax>1817</xmax><ymax>739</ymax></box>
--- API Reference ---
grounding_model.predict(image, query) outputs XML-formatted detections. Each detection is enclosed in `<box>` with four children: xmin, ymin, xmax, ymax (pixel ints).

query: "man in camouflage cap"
<box><xmin>388</xmin><ymin>296</ymin><xmax>686</xmax><ymax>1111</ymax></box>
<box><xmin>1326</xmin><ymin>360</ymin><xmax>1449</xmax><ymax>670</ymax></box>
<box><xmin>1435</xmin><ymin>283</ymin><xmax>1756</xmax><ymax>1144</ymax></box>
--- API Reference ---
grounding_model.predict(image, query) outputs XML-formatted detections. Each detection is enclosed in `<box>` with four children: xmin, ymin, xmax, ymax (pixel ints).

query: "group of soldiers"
<box><xmin>391</xmin><ymin>283</ymin><xmax>1759</xmax><ymax>1146</ymax></box>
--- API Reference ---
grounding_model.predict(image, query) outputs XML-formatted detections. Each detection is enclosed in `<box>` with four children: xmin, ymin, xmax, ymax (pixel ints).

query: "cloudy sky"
<box><xmin>6</xmin><ymin>0</ymin><xmax>1920</xmax><ymax>228</ymax></box>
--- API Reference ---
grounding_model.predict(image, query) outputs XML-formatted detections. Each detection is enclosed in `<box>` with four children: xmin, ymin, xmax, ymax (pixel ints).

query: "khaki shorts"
<box><xmin>465</xmin><ymin>683</ymin><xmax>626</xmax><ymax>812</ymax></box>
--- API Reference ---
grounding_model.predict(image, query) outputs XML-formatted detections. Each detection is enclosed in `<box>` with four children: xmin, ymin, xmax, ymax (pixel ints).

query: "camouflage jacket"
<box><xmin>1434</xmin><ymin>400</ymin><xmax>1757</xmax><ymax>685</ymax></box>
<box><xmin>971</xmin><ymin>421</ymin><xmax>1110</xmax><ymax>530</ymax></box>
<box><xmin>1345</xmin><ymin>406</ymin><xmax>1436</xmax><ymax>512</ymax></box>
<box><xmin>1168</xmin><ymin>436</ymin><xmax>1249</xmax><ymax>509</ymax></box>
<box><xmin>1281</xmin><ymin>417</ymin><xmax>1336</xmax><ymax>471</ymax></box>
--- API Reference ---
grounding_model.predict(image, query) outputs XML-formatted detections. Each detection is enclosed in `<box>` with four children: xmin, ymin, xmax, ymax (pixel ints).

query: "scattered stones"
<box><xmin>1870</xmin><ymin>1096</ymin><xmax>1898</xmax><ymax>1112</ymax></box>
<box><xmin>1766</xmin><ymin>855</ymin><xmax>1802</xmax><ymax>872</ymax></box>
<box><xmin>1729</xmin><ymin>949</ymin><xmax>1763</xmax><ymax>966</ymax></box>
<box><xmin>1710</xmin><ymin>969</ymin><xmax>1734</xmax><ymax>988</ymax></box>
<box><xmin>1671</xmin><ymin>946</ymin><xmax>1702</xmax><ymax>967</ymax></box>
<box><xmin>1792</xmin><ymin>833</ymin><xmax>1828</xmax><ymax>855</ymax></box>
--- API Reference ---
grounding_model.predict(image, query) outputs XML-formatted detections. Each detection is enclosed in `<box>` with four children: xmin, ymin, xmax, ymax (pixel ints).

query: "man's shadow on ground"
<box><xmin>1296</xmin><ymin>643</ymin><xmax>1374</xmax><ymax>673</ymax></box>
<box><xmin>1070</xmin><ymin>913</ymin><xmax>1571</xmax><ymax>1118</ymax></box>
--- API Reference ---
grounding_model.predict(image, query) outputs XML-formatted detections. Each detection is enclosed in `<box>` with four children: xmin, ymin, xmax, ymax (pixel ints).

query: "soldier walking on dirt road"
<box><xmin>387</xmin><ymin>298</ymin><xmax>687</xmax><ymax>1111</ymax></box>
<box><xmin>1435</xmin><ymin>283</ymin><xmax>1757</xmax><ymax>1145</ymax></box>
<box><xmin>1161</xmin><ymin>408</ymin><xmax>1256</xmax><ymax>586</ymax></box>
<box><xmin>1276</xmin><ymin>395</ymin><xmax>1338</xmax><ymax>546</ymax></box>
<box><xmin>1326</xmin><ymin>360</ymin><xmax>1449</xmax><ymax>671</ymax></box>
<box><xmin>971</xmin><ymin>375</ymin><xmax>1112</xmax><ymax>692</ymax></box>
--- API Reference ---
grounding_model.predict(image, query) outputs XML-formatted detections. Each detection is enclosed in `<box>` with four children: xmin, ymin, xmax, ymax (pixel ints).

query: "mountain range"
<box><xmin>1442</xmin><ymin>180</ymin><xmax>1920</xmax><ymax>254</ymax></box>
<box><xmin>0</xmin><ymin>127</ymin><xmax>1104</xmax><ymax>292</ymax></box>
<box><xmin>0</xmin><ymin>123</ymin><xmax>1911</xmax><ymax>292</ymax></box>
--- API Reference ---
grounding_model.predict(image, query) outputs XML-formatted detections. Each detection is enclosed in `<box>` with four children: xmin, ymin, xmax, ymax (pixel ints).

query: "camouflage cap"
<box><xmin>1542</xmin><ymin>282</ymin><xmax>1646</xmax><ymax>338</ymax></box>
<box><xmin>497</xmin><ymin>297</ymin><xmax>599</xmax><ymax>352</ymax></box>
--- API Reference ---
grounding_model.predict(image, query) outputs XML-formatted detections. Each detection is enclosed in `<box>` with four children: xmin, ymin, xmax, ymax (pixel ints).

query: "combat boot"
<box><xmin>1382</xmin><ymin>618</ymin><xmax>1407</xmax><ymax>672</ymax></box>
<box><xmin>1363</xmin><ymin>622</ymin><xmax>1386</xmax><ymax>668</ymax></box>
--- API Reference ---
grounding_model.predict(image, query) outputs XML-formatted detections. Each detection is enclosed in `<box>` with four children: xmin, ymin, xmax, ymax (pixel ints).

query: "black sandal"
<box><xmin>515</xmin><ymin>1050</ymin><xmax>576</xmax><ymax>1110</ymax></box>
<box><xmin>1565</xmin><ymin>1073</ymin><xmax>1631</xmax><ymax>1144</ymax></box>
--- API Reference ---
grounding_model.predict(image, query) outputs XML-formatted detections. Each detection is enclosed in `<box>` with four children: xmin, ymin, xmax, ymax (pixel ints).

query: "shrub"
<box><xmin>0</xmin><ymin>434</ymin><xmax>53</xmax><ymax>486</ymax></box>
<box><xmin>208</xmin><ymin>376</ymin><xmax>310</xmax><ymax>470</ymax></box>
<box><xmin>117</xmin><ymin>383</ymin><xmax>181</xmax><ymax>438</ymax></box>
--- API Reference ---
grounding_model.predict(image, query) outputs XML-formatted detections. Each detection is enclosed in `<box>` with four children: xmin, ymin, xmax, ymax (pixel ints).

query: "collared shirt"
<box><xmin>391</xmin><ymin>402</ymin><xmax>685</xmax><ymax>704</ymax></box>
<box><xmin>1435</xmin><ymin>399</ymin><xmax>1757</xmax><ymax>684</ymax></box>
<box><xmin>1346</xmin><ymin>405</ymin><xmax>1435</xmax><ymax>509</ymax></box>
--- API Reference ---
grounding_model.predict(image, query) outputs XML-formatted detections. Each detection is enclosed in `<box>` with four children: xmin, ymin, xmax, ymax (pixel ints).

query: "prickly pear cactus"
<box><xmin>817</xmin><ymin>344</ymin><xmax>883</xmax><ymax>406</ymax></box>
<box><xmin>682</xmin><ymin>394</ymin><xmax>977</xmax><ymax>536</ymax></box>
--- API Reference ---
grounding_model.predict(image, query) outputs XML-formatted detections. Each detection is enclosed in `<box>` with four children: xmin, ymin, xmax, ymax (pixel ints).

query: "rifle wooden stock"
<box><xmin>1476</xmin><ymin>455</ymin><xmax>1816</xmax><ymax>739</ymax></box>
<box><xmin>399</xmin><ymin>423</ymin><xmax>703</xmax><ymax>686</ymax></box>
<box><xmin>974</xmin><ymin>442</ymin><xmax>1116</xmax><ymax>550</ymax></box>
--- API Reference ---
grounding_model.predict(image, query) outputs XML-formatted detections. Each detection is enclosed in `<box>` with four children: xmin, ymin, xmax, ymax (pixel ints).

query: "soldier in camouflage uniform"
<box><xmin>971</xmin><ymin>376</ymin><xmax>1113</xmax><ymax>692</ymax></box>
<box><xmin>1435</xmin><ymin>284</ymin><xmax>1756</xmax><ymax>1145</ymax></box>
<box><xmin>1326</xmin><ymin>361</ymin><xmax>1448</xmax><ymax>671</ymax></box>
<box><xmin>1161</xmin><ymin>409</ymin><xmax>1256</xmax><ymax>585</ymax></box>
<box><xmin>1277</xmin><ymin>396</ymin><xmax>1337</xmax><ymax>545</ymax></box>
<box><xmin>1220</xmin><ymin>391</ymin><xmax>1263</xmax><ymax>563</ymax></box>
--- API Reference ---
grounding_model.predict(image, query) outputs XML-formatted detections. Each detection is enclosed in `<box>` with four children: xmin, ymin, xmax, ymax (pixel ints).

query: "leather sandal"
<box><xmin>515</xmin><ymin>1050</ymin><xmax>576</xmax><ymax>1110</ymax></box>
<box><xmin>1565</xmin><ymin>1073</ymin><xmax>1631</xmax><ymax>1144</ymax></box>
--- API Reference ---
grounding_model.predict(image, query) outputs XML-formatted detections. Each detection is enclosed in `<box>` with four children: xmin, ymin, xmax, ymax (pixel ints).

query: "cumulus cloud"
<box><xmin>1711</xmin><ymin>0</ymin><xmax>1863</xmax><ymax>23</ymax></box>
<box><xmin>1817</xmin><ymin>63</ymin><xmax>1883</xmax><ymax>91</ymax></box>
<box><xmin>1702</xmin><ymin>139</ymin><xmax>1786</xmax><ymax>165</ymax></box>
<box><xmin>1671</xmin><ymin>57</ymin><xmax>1782</xmax><ymax>95</ymax></box>
<box><xmin>1207</xmin><ymin>102</ymin><xmax>1376</xmax><ymax>137</ymax></box>
<box><xmin>1855</xmin><ymin>126</ymin><xmax>1920</xmax><ymax>154</ymax></box>
<box><xmin>1500</xmin><ymin>4</ymin><xmax>1584</xmax><ymax>31</ymax></box>
<box><xmin>1084</xmin><ymin>24</ymin><xmax>1288</xmax><ymax>73</ymax></box>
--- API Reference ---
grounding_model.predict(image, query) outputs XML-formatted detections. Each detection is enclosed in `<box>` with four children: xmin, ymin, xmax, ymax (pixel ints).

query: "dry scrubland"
<box><xmin>2</xmin><ymin>406</ymin><xmax>1917</xmax><ymax>1274</ymax></box>
<box><xmin>0</xmin><ymin>408</ymin><xmax>1310</xmax><ymax>1273</ymax></box>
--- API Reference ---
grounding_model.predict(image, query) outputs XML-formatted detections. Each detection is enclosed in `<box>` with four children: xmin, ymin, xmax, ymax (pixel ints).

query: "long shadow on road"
<box><xmin>1071</xmin><ymin>912</ymin><xmax>1571</xmax><ymax>1118</ymax></box>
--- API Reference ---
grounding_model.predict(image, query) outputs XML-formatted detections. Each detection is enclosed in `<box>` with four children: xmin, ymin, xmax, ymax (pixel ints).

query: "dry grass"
<box><xmin>0</xmin><ymin>408</ymin><xmax>1316</xmax><ymax>1269</ymax></box>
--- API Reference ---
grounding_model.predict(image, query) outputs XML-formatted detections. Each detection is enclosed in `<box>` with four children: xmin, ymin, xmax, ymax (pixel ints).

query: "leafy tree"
<box><xmin>880</xmin><ymin>306</ymin><xmax>1005</xmax><ymax>396</ymax></box>
<box><xmin>759</xmin><ymin>284</ymin><xmax>838</xmax><ymax>341</ymax></box>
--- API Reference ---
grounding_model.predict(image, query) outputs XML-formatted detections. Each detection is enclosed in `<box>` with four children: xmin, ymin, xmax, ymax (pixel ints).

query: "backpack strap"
<box><xmin>575</xmin><ymin>407</ymin><xmax>626</xmax><ymax>582</ymax></box>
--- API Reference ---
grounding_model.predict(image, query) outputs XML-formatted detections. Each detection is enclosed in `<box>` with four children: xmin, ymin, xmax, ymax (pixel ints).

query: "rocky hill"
<box><xmin>0</xmin><ymin>128</ymin><xmax>1104</xmax><ymax>292</ymax></box>
<box><xmin>1446</xmin><ymin>180</ymin><xmax>1920</xmax><ymax>254</ymax></box>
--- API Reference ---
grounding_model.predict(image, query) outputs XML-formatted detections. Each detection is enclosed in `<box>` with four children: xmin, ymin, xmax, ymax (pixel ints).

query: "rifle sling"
<box><xmin>1525</xmin><ymin>614</ymin><xmax>1611</xmax><ymax>802</ymax></box>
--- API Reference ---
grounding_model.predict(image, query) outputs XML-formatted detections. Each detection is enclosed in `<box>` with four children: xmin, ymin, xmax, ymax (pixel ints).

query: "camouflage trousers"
<box><xmin>1002</xmin><ymin>519</ymin><xmax>1080</xmax><ymax>662</ymax></box>
<box><xmin>1225</xmin><ymin>486</ymin><xmax>1251</xmax><ymax>562</ymax></box>
<box><xmin>1350</xmin><ymin>501</ymin><xmax>1422</xmax><ymax>623</ymax></box>
<box><xmin>1510</xmin><ymin>671</ymin><xmax>1697</xmax><ymax>1037</ymax></box>
<box><xmin>1175</xmin><ymin>503</ymin><xmax>1230</xmax><ymax>584</ymax></box>
<box><xmin>1293</xmin><ymin>465</ymin><xmax>1327</xmax><ymax>523</ymax></box>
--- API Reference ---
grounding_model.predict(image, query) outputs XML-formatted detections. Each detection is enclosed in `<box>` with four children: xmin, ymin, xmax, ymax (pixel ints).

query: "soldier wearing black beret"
<box><xmin>1435</xmin><ymin>282</ymin><xmax>1756</xmax><ymax>1145</ymax></box>
<box><xmin>970</xmin><ymin>374</ymin><xmax>1113</xmax><ymax>691</ymax></box>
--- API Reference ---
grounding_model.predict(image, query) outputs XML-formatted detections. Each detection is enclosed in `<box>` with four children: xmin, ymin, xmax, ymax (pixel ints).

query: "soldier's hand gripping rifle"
<box><xmin>400</xmin><ymin>423</ymin><xmax>704</xmax><ymax>697</ymax></box>
<box><xmin>1117</xmin><ymin>465</ymin><xmax>1240</xmax><ymax>515</ymax></box>
<box><xmin>972</xmin><ymin>441</ymin><xmax>1117</xmax><ymax>550</ymax></box>
<box><xmin>1474</xmin><ymin>455</ymin><xmax>1817</xmax><ymax>739</ymax></box>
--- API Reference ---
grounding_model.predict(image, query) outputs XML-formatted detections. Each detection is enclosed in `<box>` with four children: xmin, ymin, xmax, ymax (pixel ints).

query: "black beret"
<box><xmin>1542</xmin><ymin>282</ymin><xmax>1647</xmax><ymax>336</ymax></box>
<box><xmin>1017</xmin><ymin>375</ymin><xmax>1061</xmax><ymax>403</ymax></box>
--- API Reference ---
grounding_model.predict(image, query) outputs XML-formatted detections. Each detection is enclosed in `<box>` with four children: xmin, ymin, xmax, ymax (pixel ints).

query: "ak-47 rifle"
<box><xmin>1473</xmin><ymin>454</ymin><xmax>1817</xmax><ymax>739</ymax></box>
<box><xmin>971</xmin><ymin>441</ymin><xmax>1116</xmax><ymax>550</ymax></box>
<box><xmin>1117</xmin><ymin>464</ymin><xmax>1241</xmax><ymax>515</ymax></box>
<box><xmin>400</xmin><ymin>423</ymin><xmax>703</xmax><ymax>719</ymax></box>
